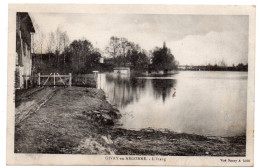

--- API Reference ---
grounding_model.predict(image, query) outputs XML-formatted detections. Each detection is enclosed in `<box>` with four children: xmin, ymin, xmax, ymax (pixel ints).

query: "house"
<box><xmin>99</xmin><ymin>57</ymin><xmax>104</xmax><ymax>64</ymax></box>
<box><xmin>113</xmin><ymin>67</ymin><xmax>130</xmax><ymax>74</ymax></box>
<box><xmin>15</xmin><ymin>12</ymin><xmax>35</xmax><ymax>89</ymax></box>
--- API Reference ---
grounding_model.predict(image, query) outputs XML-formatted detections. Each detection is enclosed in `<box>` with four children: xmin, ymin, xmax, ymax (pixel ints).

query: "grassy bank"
<box><xmin>15</xmin><ymin>87</ymin><xmax>120</xmax><ymax>154</ymax></box>
<box><xmin>15</xmin><ymin>87</ymin><xmax>246</xmax><ymax>156</ymax></box>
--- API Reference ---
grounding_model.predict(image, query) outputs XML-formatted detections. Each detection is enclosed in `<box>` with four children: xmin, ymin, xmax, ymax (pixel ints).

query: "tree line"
<box><xmin>32</xmin><ymin>31</ymin><xmax>179</xmax><ymax>74</ymax></box>
<box><xmin>180</xmin><ymin>63</ymin><xmax>248</xmax><ymax>71</ymax></box>
<box><xmin>105</xmin><ymin>36</ymin><xmax>178</xmax><ymax>73</ymax></box>
<box><xmin>32</xmin><ymin>27</ymin><xmax>102</xmax><ymax>74</ymax></box>
<box><xmin>30</xmin><ymin>19</ymin><xmax>247</xmax><ymax>74</ymax></box>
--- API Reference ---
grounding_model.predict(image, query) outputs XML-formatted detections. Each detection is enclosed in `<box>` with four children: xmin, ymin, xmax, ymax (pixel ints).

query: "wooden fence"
<box><xmin>22</xmin><ymin>72</ymin><xmax>97</xmax><ymax>89</ymax></box>
<box><xmin>22</xmin><ymin>73</ymin><xmax>72</xmax><ymax>88</ymax></box>
<box><xmin>72</xmin><ymin>74</ymin><xmax>96</xmax><ymax>88</ymax></box>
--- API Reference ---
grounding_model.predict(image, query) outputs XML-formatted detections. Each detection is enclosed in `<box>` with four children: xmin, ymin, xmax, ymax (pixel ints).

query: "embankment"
<box><xmin>15</xmin><ymin>87</ymin><xmax>246</xmax><ymax>156</ymax></box>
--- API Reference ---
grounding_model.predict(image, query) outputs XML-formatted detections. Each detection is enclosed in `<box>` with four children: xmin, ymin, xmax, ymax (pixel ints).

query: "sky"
<box><xmin>29</xmin><ymin>13</ymin><xmax>249</xmax><ymax>66</ymax></box>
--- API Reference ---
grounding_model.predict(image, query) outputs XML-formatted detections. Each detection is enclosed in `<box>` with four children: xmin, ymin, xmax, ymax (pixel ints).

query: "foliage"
<box><xmin>179</xmin><ymin>63</ymin><xmax>248</xmax><ymax>71</ymax></box>
<box><xmin>33</xmin><ymin>34</ymin><xmax>180</xmax><ymax>74</ymax></box>
<box><xmin>127</xmin><ymin>50</ymin><xmax>149</xmax><ymax>71</ymax></box>
<box><xmin>151</xmin><ymin>44</ymin><xmax>178</xmax><ymax>72</ymax></box>
<box><xmin>105</xmin><ymin>36</ymin><xmax>149</xmax><ymax>70</ymax></box>
<box><xmin>65</xmin><ymin>40</ymin><xmax>101</xmax><ymax>73</ymax></box>
<box><xmin>33</xmin><ymin>39</ymin><xmax>102</xmax><ymax>74</ymax></box>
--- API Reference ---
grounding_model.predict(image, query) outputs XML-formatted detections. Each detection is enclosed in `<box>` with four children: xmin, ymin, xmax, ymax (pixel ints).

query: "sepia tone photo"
<box><xmin>7</xmin><ymin>4</ymin><xmax>255</xmax><ymax>166</ymax></box>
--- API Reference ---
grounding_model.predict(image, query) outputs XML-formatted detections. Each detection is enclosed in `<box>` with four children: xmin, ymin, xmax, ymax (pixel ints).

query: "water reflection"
<box><xmin>151</xmin><ymin>79</ymin><xmax>177</xmax><ymax>102</ymax></box>
<box><xmin>100</xmin><ymin>72</ymin><xmax>247</xmax><ymax>137</ymax></box>
<box><xmin>103</xmin><ymin>74</ymin><xmax>176</xmax><ymax>107</ymax></box>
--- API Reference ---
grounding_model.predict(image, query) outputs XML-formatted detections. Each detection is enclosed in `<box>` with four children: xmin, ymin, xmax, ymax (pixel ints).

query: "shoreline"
<box><xmin>15</xmin><ymin>87</ymin><xmax>246</xmax><ymax>156</ymax></box>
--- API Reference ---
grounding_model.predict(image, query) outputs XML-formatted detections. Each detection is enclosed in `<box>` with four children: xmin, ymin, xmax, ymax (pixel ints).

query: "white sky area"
<box><xmin>29</xmin><ymin>13</ymin><xmax>249</xmax><ymax>66</ymax></box>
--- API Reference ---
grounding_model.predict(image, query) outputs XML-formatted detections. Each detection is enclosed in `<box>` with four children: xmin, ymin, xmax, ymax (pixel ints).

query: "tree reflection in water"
<box><xmin>105</xmin><ymin>74</ymin><xmax>146</xmax><ymax>108</ymax></box>
<box><xmin>104</xmin><ymin>74</ymin><xmax>177</xmax><ymax>108</ymax></box>
<box><xmin>102</xmin><ymin>72</ymin><xmax>247</xmax><ymax>137</ymax></box>
<box><xmin>151</xmin><ymin>79</ymin><xmax>177</xmax><ymax>102</ymax></box>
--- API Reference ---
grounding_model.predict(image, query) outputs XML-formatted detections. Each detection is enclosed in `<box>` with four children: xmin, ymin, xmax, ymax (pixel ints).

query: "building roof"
<box><xmin>113</xmin><ymin>67</ymin><xmax>130</xmax><ymax>70</ymax></box>
<box><xmin>17</xmin><ymin>12</ymin><xmax>35</xmax><ymax>33</ymax></box>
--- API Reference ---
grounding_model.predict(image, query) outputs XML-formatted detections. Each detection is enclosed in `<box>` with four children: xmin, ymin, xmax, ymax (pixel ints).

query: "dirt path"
<box><xmin>15</xmin><ymin>87</ymin><xmax>120</xmax><ymax>154</ymax></box>
<box><xmin>15</xmin><ymin>87</ymin><xmax>60</xmax><ymax>125</ymax></box>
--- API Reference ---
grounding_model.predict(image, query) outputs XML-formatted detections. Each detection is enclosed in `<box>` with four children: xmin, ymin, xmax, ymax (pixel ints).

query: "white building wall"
<box><xmin>113</xmin><ymin>69</ymin><xmax>130</xmax><ymax>74</ymax></box>
<box><xmin>16</xmin><ymin>42</ymin><xmax>32</xmax><ymax>89</ymax></box>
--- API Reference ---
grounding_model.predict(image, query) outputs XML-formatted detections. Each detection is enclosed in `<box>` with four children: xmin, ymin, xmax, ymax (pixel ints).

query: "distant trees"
<box><xmin>127</xmin><ymin>50</ymin><xmax>149</xmax><ymax>71</ymax></box>
<box><xmin>65</xmin><ymin>39</ymin><xmax>101</xmax><ymax>73</ymax></box>
<box><xmin>33</xmin><ymin>39</ymin><xmax>102</xmax><ymax>74</ymax></box>
<box><xmin>105</xmin><ymin>37</ymin><xmax>180</xmax><ymax>73</ymax></box>
<box><xmin>236</xmin><ymin>63</ymin><xmax>248</xmax><ymax>71</ymax></box>
<box><xmin>106</xmin><ymin>36</ymin><xmax>121</xmax><ymax>60</ymax></box>
<box><xmin>151</xmin><ymin>42</ymin><xmax>178</xmax><ymax>72</ymax></box>
<box><xmin>211</xmin><ymin>62</ymin><xmax>248</xmax><ymax>71</ymax></box>
<box><xmin>179</xmin><ymin>63</ymin><xmax>248</xmax><ymax>71</ymax></box>
<box><xmin>106</xmin><ymin>36</ymin><xmax>149</xmax><ymax>71</ymax></box>
<box><xmin>32</xmin><ymin>27</ymin><xmax>70</xmax><ymax>69</ymax></box>
<box><xmin>68</xmin><ymin>40</ymin><xmax>93</xmax><ymax>72</ymax></box>
<box><xmin>46</xmin><ymin>32</ymin><xmax>55</xmax><ymax>61</ymax></box>
<box><xmin>52</xmin><ymin>28</ymin><xmax>70</xmax><ymax>65</ymax></box>
<box><xmin>33</xmin><ymin>30</ymin><xmax>102</xmax><ymax>74</ymax></box>
<box><xmin>31</xmin><ymin>30</ymin><xmax>46</xmax><ymax>64</ymax></box>
<box><xmin>106</xmin><ymin>36</ymin><xmax>135</xmax><ymax>66</ymax></box>
<box><xmin>48</xmin><ymin>28</ymin><xmax>70</xmax><ymax>66</ymax></box>
<box><xmin>32</xmin><ymin>32</ymin><xmax>181</xmax><ymax>74</ymax></box>
<box><xmin>60</xmin><ymin>32</ymin><xmax>70</xmax><ymax>64</ymax></box>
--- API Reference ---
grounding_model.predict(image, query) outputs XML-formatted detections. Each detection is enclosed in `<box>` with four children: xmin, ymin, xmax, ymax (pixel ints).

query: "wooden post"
<box><xmin>69</xmin><ymin>73</ymin><xmax>72</xmax><ymax>87</ymax></box>
<box><xmin>25</xmin><ymin>76</ymin><xmax>28</xmax><ymax>89</ymax></box>
<box><xmin>38</xmin><ymin>73</ymin><xmax>40</xmax><ymax>87</ymax></box>
<box><xmin>54</xmin><ymin>73</ymin><xmax>56</xmax><ymax>88</ymax></box>
<box><xmin>30</xmin><ymin>74</ymin><xmax>32</xmax><ymax>87</ymax></box>
<box><xmin>99</xmin><ymin>73</ymin><xmax>101</xmax><ymax>89</ymax></box>
<box><xmin>22</xmin><ymin>75</ymin><xmax>25</xmax><ymax>89</ymax></box>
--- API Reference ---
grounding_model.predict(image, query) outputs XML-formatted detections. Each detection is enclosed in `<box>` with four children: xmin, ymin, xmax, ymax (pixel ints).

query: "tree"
<box><xmin>127</xmin><ymin>49</ymin><xmax>149</xmax><ymax>71</ymax></box>
<box><xmin>85</xmin><ymin>51</ymin><xmax>102</xmax><ymax>71</ymax></box>
<box><xmin>32</xmin><ymin>32</ymin><xmax>46</xmax><ymax>65</ymax></box>
<box><xmin>68</xmin><ymin>39</ymin><xmax>101</xmax><ymax>73</ymax></box>
<box><xmin>30</xmin><ymin>16</ymin><xmax>40</xmax><ymax>54</ymax></box>
<box><xmin>60</xmin><ymin>31</ymin><xmax>70</xmax><ymax>64</ymax></box>
<box><xmin>45</xmin><ymin>28</ymin><xmax>70</xmax><ymax>67</ymax></box>
<box><xmin>105</xmin><ymin>36</ymin><xmax>121</xmax><ymax>59</ymax></box>
<box><xmin>30</xmin><ymin>19</ymin><xmax>46</xmax><ymax>65</ymax></box>
<box><xmin>236</xmin><ymin>63</ymin><xmax>248</xmax><ymax>71</ymax></box>
<box><xmin>151</xmin><ymin>42</ymin><xmax>178</xmax><ymax>72</ymax></box>
<box><xmin>54</xmin><ymin>28</ymin><xmax>62</xmax><ymax>65</ymax></box>
<box><xmin>106</xmin><ymin>36</ymin><xmax>145</xmax><ymax>67</ymax></box>
<box><xmin>46</xmin><ymin>32</ymin><xmax>56</xmax><ymax>61</ymax></box>
<box><xmin>136</xmin><ymin>50</ymin><xmax>149</xmax><ymax>70</ymax></box>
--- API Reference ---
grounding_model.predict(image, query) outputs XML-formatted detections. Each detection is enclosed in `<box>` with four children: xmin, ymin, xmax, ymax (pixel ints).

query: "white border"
<box><xmin>1</xmin><ymin>1</ymin><xmax>258</xmax><ymax>168</ymax></box>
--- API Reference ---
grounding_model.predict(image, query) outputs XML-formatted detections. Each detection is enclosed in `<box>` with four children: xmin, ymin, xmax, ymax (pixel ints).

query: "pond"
<box><xmin>98</xmin><ymin>71</ymin><xmax>248</xmax><ymax>137</ymax></box>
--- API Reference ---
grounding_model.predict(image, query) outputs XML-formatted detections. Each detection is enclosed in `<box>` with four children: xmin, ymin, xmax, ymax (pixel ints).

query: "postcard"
<box><xmin>7</xmin><ymin>4</ymin><xmax>255</xmax><ymax>166</ymax></box>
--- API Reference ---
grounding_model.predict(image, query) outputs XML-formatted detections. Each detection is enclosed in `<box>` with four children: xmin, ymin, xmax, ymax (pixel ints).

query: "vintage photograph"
<box><xmin>7</xmin><ymin>4</ymin><xmax>255</xmax><ymax>166</ymax></box>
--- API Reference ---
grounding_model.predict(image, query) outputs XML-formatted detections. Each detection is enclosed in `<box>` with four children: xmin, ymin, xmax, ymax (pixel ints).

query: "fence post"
<box><xmin>54</xmin><ymin>73</ymin><xmax>56</xmax><ymax>88</ymax></box>
<box><xmin>30</xmin><ymin>74</ymin><xmax>32</xmax><ymax>87</ymax></box>
<box><xmin>25</xmin><ymin>75</ymin><xmax>28</xmax><ymax>89</ymax></box>
<box><xmin>99</xmin><ymin>73</ymin><xmax>101</xmax><ymax>89</ymax></box>
<box><xmin>69</xmin><ymin>73</ymin><xmax>72</xmax><ymax>87</ymax></box>
<box><xmin>38</xmin><ymin>73</ymin><xmax>40</xmax><ymax>87</ymax></box>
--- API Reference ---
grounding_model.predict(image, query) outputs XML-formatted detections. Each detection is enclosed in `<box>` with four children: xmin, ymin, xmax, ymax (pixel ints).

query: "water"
<box><xmin>99</xmin><ymin>71</ymin><xmax>248</xmax><ymax>137</ymax></box>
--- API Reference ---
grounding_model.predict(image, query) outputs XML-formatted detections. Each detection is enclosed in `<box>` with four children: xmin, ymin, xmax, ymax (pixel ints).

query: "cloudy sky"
<box><xmin>30</xmin><ymin>13</ymin><xmax>249</xmax><ymax>66</ymax></box>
